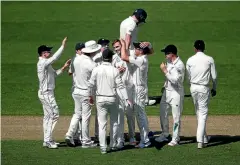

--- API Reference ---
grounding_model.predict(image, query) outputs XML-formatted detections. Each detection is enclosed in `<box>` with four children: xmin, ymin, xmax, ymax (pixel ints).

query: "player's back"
<box><xmin>74</xmin><ymin>55</ymin><xmax>96</xmax><ymax>90</ymax></box>
<box><xmin>187</xmin><ymin>52</ymin><xmax>214</xmax><ymax>86</ymax></box>
<box><xmin>94</xmin><ymin>62</ymin><xmax>119</xmax><ymax>96</ymax></box>
<box><xmin>120</xmin><ymin>16</ymin><xmax>138</xmax><ymax>49</ymax></box>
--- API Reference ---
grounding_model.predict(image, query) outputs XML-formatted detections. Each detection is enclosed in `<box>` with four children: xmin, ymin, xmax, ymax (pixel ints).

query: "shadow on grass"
<box><xmin>179</xmin><ymin>135</ymin><xmax>240</xmax><ymax>147</ymax></box>
<box><xmin>57</xmin><ymin>133</ymin><xmax>240</xmax><ymax>151</ymax></box>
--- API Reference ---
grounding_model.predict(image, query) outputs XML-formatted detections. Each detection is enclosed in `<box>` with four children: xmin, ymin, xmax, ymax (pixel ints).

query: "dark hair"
<box><xmin>112</xmin><ymin>39</ymin><xmax>121</xmax><ymax>46</ymax></box>
<box><xmin>194</xmin><ymin>40</ymin><xmax>205</xmax><ymax>52</ymax></box>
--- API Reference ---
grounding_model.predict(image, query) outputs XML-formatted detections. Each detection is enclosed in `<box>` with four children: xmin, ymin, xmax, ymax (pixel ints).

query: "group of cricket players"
<box><xmin>37</xmin><ymin>9</ymin><xmax>217</xmax><ymax>154</ymax></box>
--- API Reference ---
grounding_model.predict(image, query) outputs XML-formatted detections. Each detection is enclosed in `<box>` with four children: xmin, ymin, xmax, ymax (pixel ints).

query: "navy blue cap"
<box><xmin>194</xmin><ymin>40</ymin><xmax>205</xmax><ymax>51</ymax></box>
<box><xmin>97</xmin><ymin>38</ymin><xmax>110</xmax><ymax>46</ymax></box>
<box><xmin>133</xmin><ymin>9</ymin><xmax>147</xmax><ymax>23</ymax></box>
<box><xmin>102</xmin><ymin>48</ymin><xmax>114</xmax><ymax>61</ymax></box>
<box><xmin>38</xmin><ymin>45</ymin><xmax>53</xmax><ymax>55</ymax></box>
<box><xmin>161</xmin><ymin>45</ymin><xmax>177</xmax><ymax>54</ymax></box>
<box><xmin>75</xmin><ymin>43</ymin><xmax>85</xmax><ymax>50</ymax></box>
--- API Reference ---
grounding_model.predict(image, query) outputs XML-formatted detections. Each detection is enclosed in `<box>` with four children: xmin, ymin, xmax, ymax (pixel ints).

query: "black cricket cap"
<box><xmin>133</xmin><ymin>9</ymin><xmax>147</xmax><ymax>23</ymax></box>
<box><xmin>98</xmin><ymin>38</ymin><xmax>110</xmax><ymax>46</ymax></box>
<box><xmin>194</xmin><ymin>40</ymin><xmax>205</xmax><ymax>51</ymax></box>
<box><xmin>161</xmin><ymin>45</ymin><xmax>177</xmax><ymax>55</ymax></box>
<box><xmin>75</xmin><ymin>43</ymin><xmax>85</xmax><ymax>50</ymax></box>
<box><xmin>38</xmin><ymin>45</ymin><xmax>53</xmax><ymax>55</ymax></box>
<box><xmin>102</xmin><ymin>48</ymin><xmax>114</xmax><ymax>61</ymax></box>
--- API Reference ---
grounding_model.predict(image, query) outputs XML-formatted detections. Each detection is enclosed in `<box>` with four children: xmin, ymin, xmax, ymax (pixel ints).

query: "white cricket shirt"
<box><xmin>120</xmin><ymin>16</ymin><xmax>138</xmax><ymax>50</ymax></box>
<box><xmin>164</xmin><ymin>57</ymin><xmax>185</xmax><ymax>91</ymax></box>
<box><xmin>186</xmin><ymin>52</ymin><xmax>217</xmax><ymax>92</ymax></box>
<box><xmin>129</xmin><ymin>54</ymin><xmax>148</xmax><ymax>87</ymax></box>
<box><xmin>37</xmin><ymin>45</ymin><xmax>64</xmax><ymax>92</ymax></box>
<box><xmin>72</xmin><ymin>54</ymin><xmax>96</xmax><ymax>96</ymax></box>
<box><xmin>88</xmin><ymin>62</ymin><xmax>128</xmax><ymax>100</ymax></box>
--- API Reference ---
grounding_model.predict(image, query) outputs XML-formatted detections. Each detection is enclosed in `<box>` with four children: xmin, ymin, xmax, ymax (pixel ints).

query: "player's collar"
<box><xmin>129</xmin><ymin>16</ymin><xmax>138</xmax><ymax>23</ymax></box>
<box><xmin>172</xmin><ymin>57</ymin><xmax>179</xmax><ymax>65</ymax></box>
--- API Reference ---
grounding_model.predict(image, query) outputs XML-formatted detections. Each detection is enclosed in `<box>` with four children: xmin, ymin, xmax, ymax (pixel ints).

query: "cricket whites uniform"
<box><xmin>112</xmin><ymin>53</ymin><xmax>135</xmax><ymax>145</ymax></box>
<box><xmin>67</xmin><ymin>54</ymin><xmax>82</xmax><ymax>142</ymax></box>
<box><xmin>159</xmin><ymin>57</ymin><xmax>185</xmax><ymax>143</ymax></box>
<box><xmin>186</xmin><ymin>52</ymin><xmax>217</xmax><ymax>144</ymax></box>
<box><xmin>37</xmin><ymin>45</ymin><xmax>64</xmax><ymax>145</ymax></box>
<box><xmin>120</xmin><ymin>16</ymin><xmax>138</xmax><ymax>50</ymax></box>
<box><xmin>65</xmin><ymin>54</ymin><xmax>96</xmax><ymax>146</ymax></box>
<box><xmin>129</xmin><ymin>54</ymin><xmax>150</xmax><ymax>146</ymax></box>
<box><xmin>88</xmin><ymin>62</ymin><xmax>128</xmax><ymax>153</ymax></box>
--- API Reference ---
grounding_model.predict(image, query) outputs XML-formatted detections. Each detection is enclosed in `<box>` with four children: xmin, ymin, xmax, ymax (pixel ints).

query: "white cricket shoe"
<box><xmin>65</xmin><ymin>136</ymin><xmax>75</xmax><ymax>147</ymax></box>
<box><xmin>82</xmin><ymin>141</ymin><xmax>98</xmax><ymax>148</ymax></box>
<box><xmin>198</xmin><ymin>143</ymin><xmax>206</xmax><ymax>149</ymax></box>
<box><xmin>136</xmin><ymin>141</ymin><xmax>151</xmax><ymax>148</ymax></box>
<box><xmin>168</xmin><ymin>141</ymin><xmax>179</xmax><ymax>146</ymax></box>
<box><xmin>43</xmin><ymin>141</ymin><xmax>59</xmax><ymax>147</ymax></box>
<box><xmin>204</xmin><ymin>136</ymin><xmax>211</xmax><ymax>144</ymax></box>
<box><xmin>145</xmin><ymin>100</ymin><xmax>156</xmax><ymax>106</ymax></box>
<box><xmin>155</xmin><ymin>134</ymin><xmax>169</xmax><ymax>143</ymax></box>
<box><xmin>100</xmin><ymin>148</ymin><xmax>107</xmax><ymax>154</ymax></box>
<box><xmin>129</xmin><ymin>137</ymin><xmax>137</xmax><ymax>145</ymax></box>
<box><xmin>44</xmin><ymin>141</ymin><xmax>58</xmax><ymax>149</ymax></box>
<box><xmin>117</xmin><ymin>141</ymin><xmax>124</xmax><ymax>149</ymax></box>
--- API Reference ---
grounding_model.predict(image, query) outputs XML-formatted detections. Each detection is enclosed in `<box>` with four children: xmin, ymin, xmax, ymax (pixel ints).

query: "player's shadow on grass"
<box><xmin>179</xmin><ymin>135</ymin><xmax>240</xmax><ymax>147</ymax></box>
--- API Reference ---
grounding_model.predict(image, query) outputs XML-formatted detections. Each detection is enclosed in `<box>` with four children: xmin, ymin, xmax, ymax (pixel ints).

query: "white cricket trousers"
<box><xmin>38</xmin><ymin>90</ymin><xmax>59</xmax><ymax>142</ymax></box>
<box><xmin>117</xmin><ymin>87</ymin><xmax>135</xmax><ymax>143</ymax></box>
<box><xmin>160</xmin><ymin>89</ymin><xmax>184</xmax><ymax>142</ymax></box>
<box><xmin>134</xmin><ymin>85</ymin><xmax>150</xmax><ymax>144</ymax></box>
<box><xmin>190</xmin><ymin>85</ymin><xmax>210</xmax><ymax>143</ymax></box>
<box><xmin>96</xmin><ymin>96</ymin><xmax>119</xmax><ymax>150</ymax></box>
<box><xmin>66</xmin><ymin>93</ymin><xmax>92</xmax><ymax>144</ymax></box>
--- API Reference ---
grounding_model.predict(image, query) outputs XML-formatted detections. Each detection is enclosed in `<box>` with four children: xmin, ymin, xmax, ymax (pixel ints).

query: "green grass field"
<box><xmin>1</xmin><ymin>1</ymin><xmax>240</xmax><ymax>165</ymax></box>
<box><xmin>2</xmin><ymin>139</ymin><xmax>240</xmax><ymax>165</ymax></box>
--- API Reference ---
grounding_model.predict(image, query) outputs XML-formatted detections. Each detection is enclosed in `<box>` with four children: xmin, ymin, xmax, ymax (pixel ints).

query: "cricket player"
<box><xmin>120</xmin><ymin>9</ymin><xmax>155</xmax><ymax>106</ymax></box>
<box><xmin>92</xmin><ymin>38</ymin><xmax>110</xmax><ymax>142</ymax></box>
<box><xmin>37</xmin><ymin>37</ymin><xmax>70</xmax><ymax>149</ymax></box>
<box><xmin>186</xmin><ymin>40</ymin><xmax>217</xmax><ymax>149</ymax></box>
<box><xmin>65</xmin><ymin>42</ymin><xmax>85</xmax><ymax>147</ymax></box>
<box><xmin>65</xmin><ymin>40</ymin><xmax>101</xmax><ymax>148</ymax></box>
<box><xmin>88</xmin><ymin>48</ymin><xmax>131</xmax><ymax>154</ymax></box>
<box><xmin>120</xmin><ymin>39</ymin><xmax>153</xmax><ymax>148</ymax></box>
<box><xmin>154</xmin><ymin>45</ymin><xmax>185</xmax><ymax>146</ymax></box>
<box><xmin>112</xmin><ymin>39</ymin><xmax>135</xmax><ymax>147</ymax></box>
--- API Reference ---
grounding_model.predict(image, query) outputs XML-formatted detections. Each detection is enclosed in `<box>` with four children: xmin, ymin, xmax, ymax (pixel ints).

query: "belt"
<box><xmin>96</xmin><ymin>95</ymin><xmax>115</xmax><ymax>97</ymax></box>
<box><xmin>191</xmin><ymin>83</ymin><xmax>207</xmax><ymax>86</ymax></box>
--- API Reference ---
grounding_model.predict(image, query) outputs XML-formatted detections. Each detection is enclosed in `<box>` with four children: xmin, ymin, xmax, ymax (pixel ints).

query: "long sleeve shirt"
<box><xmin>37</xmin><ymin>45</ymin><xmax>64</xmax><ymax>92</ymax></box>
<box><xmin>164</xmin><ymin>57</ymin><xmax>185</xmax><ymax>92</ymax></box>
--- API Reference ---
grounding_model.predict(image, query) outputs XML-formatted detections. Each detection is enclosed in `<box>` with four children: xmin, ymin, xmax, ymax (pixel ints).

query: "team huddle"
<box><xmin>37</xmin><ymin>9</ymin><xmax>217</xmax><ymax>154</ymax></box>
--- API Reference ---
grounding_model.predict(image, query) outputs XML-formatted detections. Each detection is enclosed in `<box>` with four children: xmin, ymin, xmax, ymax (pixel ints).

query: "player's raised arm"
<box><xmin>45</xmin><ymin>37</ymin><xmax>67</xmax><ymax>67</ymax></box>
<box><xmin>120</xmin><ymin>39</ymin><xmax>130</xmax><ymax>62</ymax></box>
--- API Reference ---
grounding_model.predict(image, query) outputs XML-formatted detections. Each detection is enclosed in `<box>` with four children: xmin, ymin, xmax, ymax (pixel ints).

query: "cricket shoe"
<box><xmin>100</xmin><ymin>148</ymin><xmax>107</xmax><ymax>154</ymax></box>
<box><xmin>43</xmin><ymin>141</ymin><xmax>59</xmax><ymax>148</ymax></box>
<box><xmin>145</xmin><ymin>100</ymin><xmax>156</xmax><ymax>106</ymax></box>
<box><xmin>82</xmin><ymin>141</ymin><xmax>98</xmax><ymax>148</ymax></box>
<box><xmin>44</xmin><ymin>141</ymin><xmax>58</xmax><ymax>149</ymax></box>
<box><xmin>198</xmin><ymin>143</ymin><xmax>206</xmax><ymax>149</ymax></box>
<box><xmin>129</xmin><ymin>138</ymin><xmax>137</xmax><ymax>146</ymax></box>
<box><xmin>136</xmin><ymin>141</ymin><xmax>151</xmax><ymax>148</ymax></box>
<box><xmin>168</xmin><ymin>141</ymin><xmax>179</xmax><ymax>146</ymax></box>
<box><xmin>204</xmin><ymin>136</ymin><xmax>211</xmax><ymax>144</ymax></box>
<box><xmin>155</xmin><ymin>134</ymin><xmax>169</xmax><ymax>143</ymax></box>
<box><xmin>117</xmin><ymin>141</ymin><xmax>124</xmax><ymax>150</ymax></box>
<box><xmin>65</xmin><ymin>136</ymin><xmax>75</xmax><ymax>147</ymax></box>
